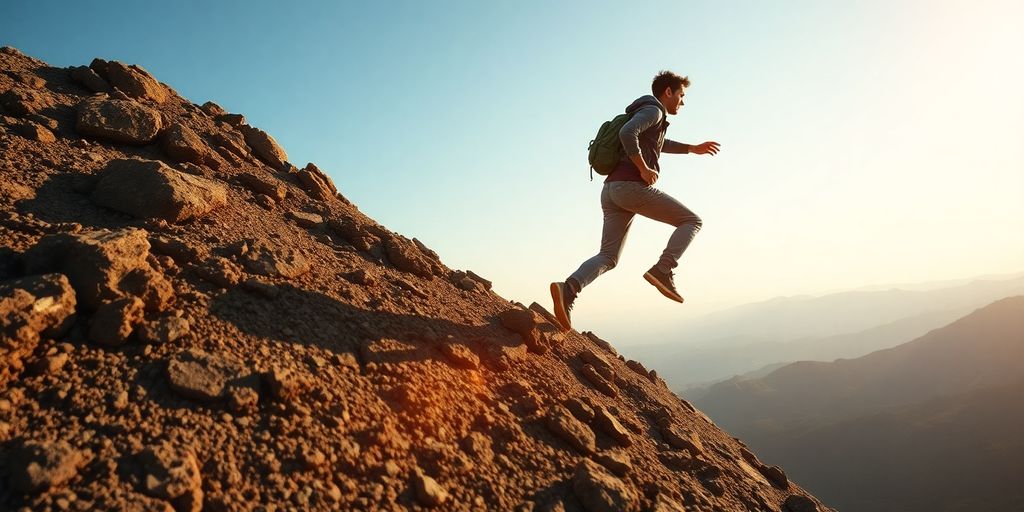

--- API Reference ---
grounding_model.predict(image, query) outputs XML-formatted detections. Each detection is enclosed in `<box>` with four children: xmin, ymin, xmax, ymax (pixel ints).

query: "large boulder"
<box><xmin>0</xmin><ymin>274</ymin><xmax>77</xmax><ymax>387</ymax></box>
<box><xmin>75</xmin><ymin>96</ymin><xmax>162</xmax><ymax>145</ymax></box>
<box><xmin>25</xmin><ymin>228</ymin><xmax>172</xmax><ymax>311</ymax></box>
<box><xmin>239</xmin><ymin>125</ymin><xmax>287</xmax><ymax>170</ymax></box>
<box><xmin>91</xmin><ymin>159</ymin><xmax>227</xmax><ymax>223</ymax></box>
<box><xmin>104</xmin><ymin>61</ymin><xmax>169</xmax><ymax>104</ymax></box>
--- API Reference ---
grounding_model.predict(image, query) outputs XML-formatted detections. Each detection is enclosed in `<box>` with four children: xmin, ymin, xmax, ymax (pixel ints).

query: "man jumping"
<box><xmin>551</xmin><ymin>70</ymin><xmax>720</xmax><ymax>331</ymax></box>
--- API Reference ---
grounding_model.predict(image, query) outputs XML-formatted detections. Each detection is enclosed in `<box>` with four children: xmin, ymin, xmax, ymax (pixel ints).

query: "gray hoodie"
<box><xmin>616</xmin><ymin>95</ymin><xmax>689</xmax><ymax>174</ymax></box>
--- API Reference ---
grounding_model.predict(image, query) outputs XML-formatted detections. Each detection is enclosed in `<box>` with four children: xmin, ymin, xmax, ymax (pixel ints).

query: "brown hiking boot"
<box><xmin>549</xmin><ymin>281</ymin><xmax>576</xmax><ymax>331</ymax></box>
<box><xmin>643</xmin><ymin>267</ymin><xmax>684</xmax><ymax>303</ymax></box>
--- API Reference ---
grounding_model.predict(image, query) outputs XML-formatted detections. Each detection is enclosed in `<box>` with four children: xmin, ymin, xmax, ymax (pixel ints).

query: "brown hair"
<box><xmin>651</xmin><ymin>70</ymin><xmax>691</xmax><ymax>97</ymax></box>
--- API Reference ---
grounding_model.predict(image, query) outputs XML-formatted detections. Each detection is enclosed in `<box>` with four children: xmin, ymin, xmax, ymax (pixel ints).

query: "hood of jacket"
<box><xmin>625</xmin><ymin>95</ymin><xmax>666</xmax><ymax>118</ymax></box>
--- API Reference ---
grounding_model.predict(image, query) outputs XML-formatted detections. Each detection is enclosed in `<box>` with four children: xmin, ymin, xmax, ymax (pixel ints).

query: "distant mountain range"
<box><xmin>692</xmin><ymin>296</ymin><xmax>1024</xmax><ymax>512</ymax></box>
<box><xmin>624</xmin><ymin>274</ymin><xmax>1024</xmax><ymax>389</ymax></box>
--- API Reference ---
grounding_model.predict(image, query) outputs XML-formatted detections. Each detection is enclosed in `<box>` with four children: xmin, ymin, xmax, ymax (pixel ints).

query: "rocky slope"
<box><xmin>0</xmin><ymin>46</ymin><xmax>828</xmax><ymax>511</ymax></box>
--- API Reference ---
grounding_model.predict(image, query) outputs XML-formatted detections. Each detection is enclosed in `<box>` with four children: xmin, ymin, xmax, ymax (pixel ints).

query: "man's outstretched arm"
<box><xmin>663</xmin><ymin>140</ymin><xmax>721</xmax><ymax>155</ymax></box>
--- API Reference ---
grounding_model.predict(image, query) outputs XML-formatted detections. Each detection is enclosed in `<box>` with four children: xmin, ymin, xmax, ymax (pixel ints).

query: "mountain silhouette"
<box><xmin>692</xmin><ymin>296</ymin><xmax>1024</xmax><ymax>511</ymax></box>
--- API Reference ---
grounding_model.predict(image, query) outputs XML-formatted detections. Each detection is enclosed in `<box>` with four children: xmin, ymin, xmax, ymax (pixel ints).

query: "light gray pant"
<box><xmin>569</xmin><ymin>181</ymin><xmax>702</xmax><ymax>291</ymax></box>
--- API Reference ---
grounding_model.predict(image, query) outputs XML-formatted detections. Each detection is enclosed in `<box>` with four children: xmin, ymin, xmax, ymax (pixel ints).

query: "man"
<box><xmin>550</xmin><ymin>70</ymin><xmax>720</xmax><ymax>331</ymax></box>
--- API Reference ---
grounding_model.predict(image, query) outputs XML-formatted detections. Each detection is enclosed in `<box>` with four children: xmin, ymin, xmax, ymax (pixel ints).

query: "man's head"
<box><xmin>652</xmin><ymin>70</ymin><xmax>690</xmax><ymax>115</ymax></box>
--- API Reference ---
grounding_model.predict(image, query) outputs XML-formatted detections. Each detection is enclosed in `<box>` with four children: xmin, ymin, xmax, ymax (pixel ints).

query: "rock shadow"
<box><xmin>209</xmin><ymin>282</ymin><xmax>521</xmax><ymax>371</ymax></box>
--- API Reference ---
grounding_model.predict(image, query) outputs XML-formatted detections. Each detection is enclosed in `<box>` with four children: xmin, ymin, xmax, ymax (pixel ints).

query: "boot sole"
<box><xmin>549</xmin><ymin>282</ymin><xmax>572</xmax><ymax>331</ymax></box>
<box><xmin>644</xmin><ymin>272</ymin><xmax>685</xmax><ymax>303</ymax></box>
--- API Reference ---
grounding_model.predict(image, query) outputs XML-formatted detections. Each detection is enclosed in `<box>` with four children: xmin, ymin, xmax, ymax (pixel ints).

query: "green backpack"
<box><xmin>587</xmin><ymin>112</ymin><xmax>631</xmax><ymax>179</ymax></box>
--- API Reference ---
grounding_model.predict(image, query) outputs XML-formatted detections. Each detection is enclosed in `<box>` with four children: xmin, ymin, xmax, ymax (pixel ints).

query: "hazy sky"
<box><xmin>4</xmin><ymin>0</ymin><xmax>1022</xmax><ymax>345</ymax></box>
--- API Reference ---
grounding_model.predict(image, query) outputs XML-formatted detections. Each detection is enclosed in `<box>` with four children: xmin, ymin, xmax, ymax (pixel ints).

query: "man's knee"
<box><xmin>674</xmin><ymin>214</ymin><xmax>702</xmax><ymax>230</ymax></box>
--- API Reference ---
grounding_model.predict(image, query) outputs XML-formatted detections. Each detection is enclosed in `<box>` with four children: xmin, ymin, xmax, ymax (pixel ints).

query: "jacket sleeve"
<box><xmin>618</xmin><ymin>106</ymin><xmax>662</xmax><ymax>157</ymax></box>
<box><xmin>661</xmin><ymin>139</ymin><xmax>690</xmax><ymax>154</ymax></box>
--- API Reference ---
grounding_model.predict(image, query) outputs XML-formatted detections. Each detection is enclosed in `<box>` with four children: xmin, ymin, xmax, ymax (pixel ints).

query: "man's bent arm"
<box><xmin>618</xmin><ymin>106</ymin><xmax>662</xmax><ymax>158</ymax></box>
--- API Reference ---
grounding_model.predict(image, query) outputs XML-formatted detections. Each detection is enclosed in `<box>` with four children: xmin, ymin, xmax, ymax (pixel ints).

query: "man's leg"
<box><xmin>626</xmin><ymin>186</ymin><xmax>701</xmax><ymax>302</ymax></box>
<box><xmin>552</xmin><ymin>184</ymin><xmax>634</xmax><ymax>330</ymax></box>
<box><xmin>634</xmin><ymin>187</ymin><xmax>702</xmax><ymax>273</ymax></box>
<box><xmin>568</xmin><ymin>185</ymin><xmax>635</xmax><ymax>290</ymax></box>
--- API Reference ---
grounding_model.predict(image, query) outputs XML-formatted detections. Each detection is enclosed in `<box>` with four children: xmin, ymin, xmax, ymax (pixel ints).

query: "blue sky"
<box><xmin>4</xmin><ymin>0</ymin><xmax>1023</xmax><ymax>345</ymax></box>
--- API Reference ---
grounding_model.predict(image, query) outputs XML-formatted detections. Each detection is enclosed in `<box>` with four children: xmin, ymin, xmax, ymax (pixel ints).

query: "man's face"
<box><xmin>663</xmin><ymin>86</ymin><xmax>685</xmax><ymax>115</ymax></box>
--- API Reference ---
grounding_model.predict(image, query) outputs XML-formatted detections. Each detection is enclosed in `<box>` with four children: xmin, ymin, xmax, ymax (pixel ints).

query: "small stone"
<box><xmin>166</xmin><ymin>349</ymin><xmax>251</xmax><ymax>403</ymax></box>
<box><xmin>32</xmin><ymin>352</ymin><xmax>69</xmax><ymax>375</ymax></box>
<box><xmin>383</xmin><ymin>234</ymin><xmax>432</xmax><ymax>277</ymax></box>
<box><xmin>8</xmin><ymin>440</ymin><xmax>88</xmax><ymax>494</ymax></box>
<box><xmin>762</xmin><ymin>465</ymin><xmax>790</xmax><ymax>489</ymax></box>
<box><xmin>593</xmin><ymin>406</ymin><xmax>632</xmax><ymax>447</ymax></box>
<box><xmin>580</xmin><ymin>364</ymin><xmax>617</xmax><ymax>397</ymax></box>
<box><xmin>301</xmin><ymin>448</ymin><xmax>326</xmax><ymax>470</ymax></box>
<box><xmin>650</xmin><ymin>493</ymin><xmax>687</xmax><ymax>512</ymax></box>
<box><xmin>460</xmin><ymin>432</ymin><xmax>493</xmax><ymax>462</ymax></box>
<box><xmin>295</xmin><ymin>162</ymin><xmax>337</xmax><ymax>201</ymax></box>
<box><xmin>662</xmin><ymin>426</ymin><xmax>703</xmax><ymax>456</ymax></box>
<box><xmin>412</xmin><ymin>468</ymin><xmax>448</xmax><ymax>507</ymax></box>
<box><xmin>240</xmin><ymin>239</ymin><xmax>310</xmax><ymax>278</ymax></box>
<box><xmin>200</xmin><ymin>102</ymin><xmax>225</xmax><ymax>117</ymax></box>
<box><xmin>241</xmin><ymin>278</ymin><xmax>280</xmax><ymax>299</ymax></box>
<box><xmin>239</xmin><ymin>125</ymin><xmax>288</xmax><ymax>170</ymax></box>
<box><xmin>236</xmin><ymin>172</ymin><xmax>287</xmax><ymax>202</ymax></box>
<box><xmin>193</xmin><ymin>256</ymin><xmax>242</xmax><ymax>288</ymax></box>
<box><xmin>438</xmin><ymin>340</ymin><xmax>479</xmax><ymax>370</ymax></box>
<box><xmin>69</xmin><ymin>65</ymin><xmax>112</xmax><ymax>93</ymax></box>
<box><xmin>13</xmin><ymin>122</ymin><xmax>56</xmax><ymax>143</ymax></box>
<box><xmin>111</xmin><ymin>390</ymin><xmax>129</xmax><ymax>410</ymax></box>
<box><xmin>264</xmin><ymin>367</ymin><xmax>303</xmax><ymax>401</ymax></box>
<box><xmin>287</xmin><ymin>211</ymin><xmax>323</xmax><ymax>228</ymax></box>
<box><xmin>227</xmin><ymin>386</ymin><xmax>259</xmax><ymax>414</ymax></box>
<box><xmin>256</xmin><ymin>194</ymin><xmax>275</xmax><ymax>210</ymax></box>
<box><xmin>594</xmin><ymin>452</ymin><xmax>632</xmax><ymax>477</ymax></box>
<box><xmin>564</xmin><ymin>397</ymin><xmax>595</xmax><ymax>423</ymax></box>
<box><xmin>139</xmin><ymin>442</ymin><xmax>203</xmax><ymax>512</ymax></box>
<box><xmin>579</xmin><ymin>348</ymin><xmax>615</xmax><ymax>381</ymax></box>
<box><xmin>105</xmin><ymin>61</ymin><xmax>168</xmax><ymax>103</ymax></box>
<box><xmin>545</xmin><ymin>405</ymin><xmax>596</xmax><ymax>455</ymax></box>
<box><xmin>89</xmin><ymin>296</ymin><xmax>144</xmax><ymax>346</ymax></box>
<box><xmin>571</xmin><ymin>459</ymin><xmax>639</xmax><ymax>512</ymax></box>
<box><xmin>216</xmin><ymin>113</ymin><xmax>246</xmax><ymax>126</ymax></box>
<box><xmin>160</xmin><ymin>123</ymin><xmax>211</xmax><ymax>165</ymax></box>
<box><xmin>784</xmin><ymin>494</ymin><xmax>819</xmax><ymax>512</ymax></box>
<box><xmin>137</xmin><ymin>316</ymin><xmax>190</xmax><ymax>344</ymax></box>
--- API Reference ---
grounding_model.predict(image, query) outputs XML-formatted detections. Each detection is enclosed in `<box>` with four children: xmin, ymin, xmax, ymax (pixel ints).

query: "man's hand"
<box><xmin>690</xmin><ymin>141</ymin><xmax>721</xmax><ymax>155</ymax></box>
<box><xmin>640</xmin><ymin>166</ymin><xmax>659</xmax><ymax>186</ymax></box>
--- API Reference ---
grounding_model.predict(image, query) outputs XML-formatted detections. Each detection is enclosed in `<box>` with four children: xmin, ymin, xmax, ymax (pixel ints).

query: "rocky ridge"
<box><xmin>0</xmin><ymin>46</ymin><xmax>830</xmax><ymax>511</ymax></box>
